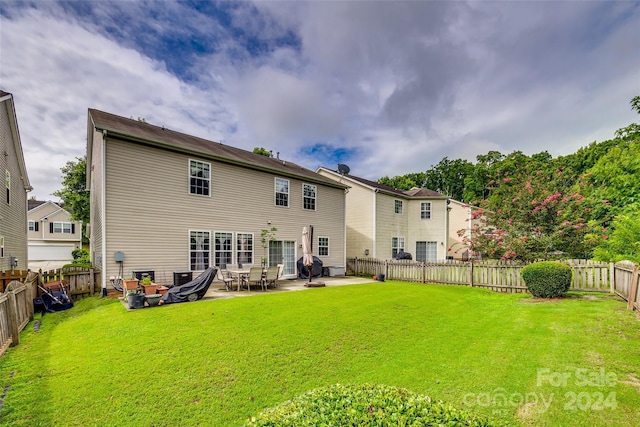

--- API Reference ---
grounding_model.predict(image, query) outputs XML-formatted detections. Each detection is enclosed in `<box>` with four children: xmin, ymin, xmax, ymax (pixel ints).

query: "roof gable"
<box><xmin>87</xmin><ymin>109</ymin><xmax>347</xmax><ymax>190</ymax></box>
<box><xmin>317</xmin><ymin>166</ymin><xmax>447</xmax><ymax>199</ymax></box>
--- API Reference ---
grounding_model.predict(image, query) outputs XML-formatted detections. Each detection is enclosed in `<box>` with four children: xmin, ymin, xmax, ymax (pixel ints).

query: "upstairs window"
<box><xmin>0</xmin><ymin>236</ymin><xmax>4</xmax><ymax>258</ymax></box>
<box><xmin>392</xmin><ymin>237</ymin><xmax>405</xmax><ymax>258</ymax></box>
<box><xmin>28</xmin><ymin>221</ymin><xmax>39</xmax><ymax>232</ymax></box>
<box><xmin>275</xmin><ymin>178</ymin><xmax>289</xmax><ymax>207</ymax></box>
<box><xmin>190</xmin><ymin>230</ymin><xmax>210</xmax><ymax>270</ymax></box>
<box><xmin>421</xmin><ymin>202</ymin><xmax>432</xmax><ymax>219</ymax></box>
<box><xmin>51</xmin><ymin>222</ymin><xmax>74</xmax><ymax>234</ymax></box>
<box><xmin>189</xmin><ymin>160</ymin><xmax>210</xmax><ymax>196</ymax></box>
<box><xmin>318</xmin><ymin>236</ymin><xmax>329</xmax><ymax>256</ymax></box>
<box><xmin>394</xmin><ymin>200</ymin><xmax>403</xmax><ymax>214</ymax></box>
<box><xmin>303</xmin><ymin>183</ymin><xmax>316</xmax><ymax>210</ymax></box>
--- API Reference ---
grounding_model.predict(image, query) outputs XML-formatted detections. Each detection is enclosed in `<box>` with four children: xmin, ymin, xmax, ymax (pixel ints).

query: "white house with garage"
<box><xmin>27</xmin><ymin>200</ymin><xmax>82</xmax><ymax>269</ymax></box>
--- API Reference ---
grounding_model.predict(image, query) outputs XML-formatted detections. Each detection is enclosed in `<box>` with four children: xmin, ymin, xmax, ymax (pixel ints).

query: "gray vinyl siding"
<box><xmin>344</xmin><ymin>183</ymin><xmax>375</xmax><ymax>258</ymax></box>
<box><xmin>0</xmin><ymin>102</ymin><xmax>28</xmax><ymax>271</ymax></box>
<box><xmin>406</xmin><ymin>199</ymin><xmax>448</xmax><ymax>260</ymax></box>
<box><xmin>89</xmin><ymin>127</ymin><xmax>104</xmax><ymax>270</ymax></box>
<box><xmin>101</xmin><ymin>138</ymin><xmax>345</xmax><ymax>286</ymax></box>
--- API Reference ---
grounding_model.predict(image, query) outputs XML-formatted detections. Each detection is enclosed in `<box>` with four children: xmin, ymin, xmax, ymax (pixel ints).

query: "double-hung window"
<box><xmin>52</xmin><ymin>222</ymin><xmax>74</xmax><ymax>234</ymax></box>
<box><xmin>214</xmin><ymin>232</ymin><xmax>233</xmax><ymax>267</ymax></box>
<box><xmin>318</xmin><ymin>236</ymin><xmax>329</xmax><ymax>256</ymax></box>
<box><xmin>28</xmin><ymin>221</ymin><xmax>39</xmax><ymax>232</ymax></box>
<box><xmin>303</xmin><ymin>183</ymin><xmax>316</xmax><ymax>210</ymax></box>
<box><xmin>275</xmin><ymin>178</ymin><xmax>289</xmax><ymax>207</ymax></box>
<box><xmin>391</xmin><ymin>237</ymin><xmax>405</xmax><ymax>258</ymax></box>
<box><xmin>190</xmin><ymin>231</ymin><xmax>210</xmax><ymax>270</ymax></box>
<box><xmin>421</xmin><ymin>202</ymin><xmax>432</xmax><ymax>219</ymax></box>
<box><xmin>394</xmin><ymin>200</ymin><xmax>403</xmax><ymax>214</ymax></box>
<box><xmin>236</xmin><ymin>233</ymin><xmax>253</xmax><ymax>265</ymax></box>
<box><xmin>189</xmin><ymin>160</ymin><xmax>210</xmax><ymax>196</ymax></box>
<box><xmin>0</xmin><ymin>236</ymin><xmax>4</xmax><ymax>258</ymax></box>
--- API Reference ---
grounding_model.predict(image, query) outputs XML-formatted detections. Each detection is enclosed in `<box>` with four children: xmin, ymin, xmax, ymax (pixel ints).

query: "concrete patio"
<box><xmin>202</xmin><ymin>275</ymin><xmax>377</xmax><ymax>300</ymax></box>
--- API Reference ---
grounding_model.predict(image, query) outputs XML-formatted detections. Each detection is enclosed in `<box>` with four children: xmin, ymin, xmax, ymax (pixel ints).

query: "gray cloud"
<box><xmin>1</xmin><ymin>0</ymin><xmax>638</xmax><ymax>200</ymax></box>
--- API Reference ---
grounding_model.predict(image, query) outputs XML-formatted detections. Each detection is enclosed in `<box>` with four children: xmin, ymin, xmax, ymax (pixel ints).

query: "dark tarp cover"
<box><xmin>297</xmin><ymin>256</ymin><xmax>323</xmax><ymax>279</ymax></box>
<box><xmin>160</xmin><ymin>267</ymin><xmax>217</xmax><ymax>304</ymax></box>
<box><xmin>33</xmin><ymin>291</ymin><xmax>73</xmax><ymax>314</ymax></box>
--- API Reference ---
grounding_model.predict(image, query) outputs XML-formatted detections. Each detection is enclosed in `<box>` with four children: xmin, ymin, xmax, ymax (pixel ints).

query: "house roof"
<box><xmin>0</xmin><ymin>90</ymin><xmax>32</xmax><ymax>191</ymax></box>
<box><xmin>87</xmin><ymin>109</ymin><xmax>347</xmax><ymax>190</ymax></box>
<box><xmin>27</xmin><ymin>200</ymin><xmax>48</xmax><ymax>211</ymax></box>
<box><xmin>317</xmin><ymin>166</ymin><xmax>448</xmax><ymax>200</ymax></box>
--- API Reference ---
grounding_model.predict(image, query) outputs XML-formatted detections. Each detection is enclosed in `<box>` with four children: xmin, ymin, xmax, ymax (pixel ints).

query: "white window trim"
<box><xmin>392</xmin><ymin>236</ymin><xmax>405</xmax><ymax>258</ymax></box>
<box><xmin>53</xmin><ymin>222</ymin><xmax>73</xmax><ymax>234</ymax></box>
<box><xmin>0</xmin><ymin>236</ymin><xmax>4</xmax><ymax>258</ymax></box>
<box><xmin>189</xmin><ymin>230</ymin><xmax>211</xmax><ymax>271</ymax></box>
<box><xmin>302</xmin><ymin>183</ymin><xmax>317</xmax><ymax>211</ymax></box>
<box><xmin>274</xmin><ymin>177</ymin><xmax>290</xmax><ymax>208</ymax></box>
<box><xmin>214</xmin><ymin>231</ymin><xmax>234</xmax><ymax>267</ymax></box>
<box><xmin>318</xmin><ymin>236</ymin><xmax>329</xmax><ymax>256</ymax></box>
<box><xmin>188</xmin><ymin>159</ymin><xmax>211</xmax><ymax>197</ymax></box>
<box><xmin>394</xmin><ymin>200</ymin><xmax>403</xmax><ymax>215</ymax></box>
<box><xmin>421</xmin><ymin>202</ymin><xmax>432</xmax><ymax>220</ymax></box>
<box><xmin>236</xmin><ymin>232</ymin><xmax>254</xmax><ymax>265</ymax></box>
<box><xmin>28</xmin><ymin>221</ymin><xmax>36</xmax><ymax>231</ymax></box>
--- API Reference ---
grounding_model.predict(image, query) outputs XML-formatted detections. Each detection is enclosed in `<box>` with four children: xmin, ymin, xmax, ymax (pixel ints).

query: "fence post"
<box><xmin>384</xmin><ymin>260</ymin><xmax>389</xmax><ymax>280</ymax></box>
<box><xmin>609</xmin><ymin>262</ymin><xmax>615</xmax><ymax>294</ymax></box>
<box><xmin>628</xmin><ymin>266</ymin><xmax>639</xmax><ymax>311</ymax></box>
<box><xmin>469</xmin><ymin>260</ymin><xmax>474</xmax><ymax>287</ymax></box>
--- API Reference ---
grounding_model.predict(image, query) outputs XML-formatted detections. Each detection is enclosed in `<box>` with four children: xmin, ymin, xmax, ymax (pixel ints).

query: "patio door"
<box><xmin>416</xmin><ymin>241</ymin><xmax>438</xmax><ymax>262</ymax></box>
<box><xmin>269</xmin><ymin>240</ymin><xmax>296</xmax><ymax>278</ymax></box>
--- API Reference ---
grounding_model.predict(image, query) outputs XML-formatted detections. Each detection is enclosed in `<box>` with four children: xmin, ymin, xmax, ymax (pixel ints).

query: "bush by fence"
<box><xmin>347</xmin><ymin>258</ymin><xmax>639</xmax><ymax>310</ymax></box>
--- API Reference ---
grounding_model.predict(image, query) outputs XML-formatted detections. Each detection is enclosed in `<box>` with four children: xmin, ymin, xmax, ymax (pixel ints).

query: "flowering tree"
<box><xmin>463</xmin><ymin>167</ymin><xmax>602</xmax><ymax>262</ymax></box>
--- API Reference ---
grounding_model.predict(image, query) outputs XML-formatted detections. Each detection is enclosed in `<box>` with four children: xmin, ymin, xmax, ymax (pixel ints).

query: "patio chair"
<box><xmin>264</xmin><ymin>265</ymin><xmax>279</xmax><ymax>288</ymax></box>
<box><xmin>216</xmin><ymin>268</ymin><xmax>235</xmax><ymax>291</ymax></box>
<box><xmin>243</xmin><ymin>266</ymin><xmax>266</xmax><ymax>291</ymax></box>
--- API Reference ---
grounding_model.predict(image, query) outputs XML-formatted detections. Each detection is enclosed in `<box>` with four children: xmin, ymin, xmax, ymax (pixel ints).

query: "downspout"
<box><xmin>444</xmin><ymin>199</ymin><xmax>450</xmax><ymax>261</ymax></box>
<box><xmin>101</xmin><ymin>130</ymin><xmax>108</xmax><ymax>294</ymax></box>
<box><xmin>372</xmin><ymin>189</ymin><xmax>379</xmax><ymax>258</ymax></box>
<box><xmin>343</xmin><ymin>187</ymin><xmax>348</xmax><ymax>268</ymax></box>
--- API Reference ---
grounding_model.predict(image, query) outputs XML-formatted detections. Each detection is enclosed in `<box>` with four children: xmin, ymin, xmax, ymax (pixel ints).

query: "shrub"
<box><xmin>521</xmin><ymin>261</ymin><xmax>572</xmax><ymax>298</ymax></box>
<box><xmin>245</xmin><ymin>383</ymin><xmax>498</xmax><ymax>426</ymax></box>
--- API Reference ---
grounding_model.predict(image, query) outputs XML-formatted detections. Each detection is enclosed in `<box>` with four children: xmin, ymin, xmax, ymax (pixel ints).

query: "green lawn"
<box><xmin>1</xmin><ymin>282</ymin><xmax>639</xmax><ymax>426</ymax></box>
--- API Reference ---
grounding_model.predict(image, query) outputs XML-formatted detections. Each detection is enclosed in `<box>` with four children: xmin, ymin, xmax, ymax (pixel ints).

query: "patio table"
<box><xmin>227</xmin><ymin>269</ymin><xmax>250</xmax><ymax>291</ymax></box>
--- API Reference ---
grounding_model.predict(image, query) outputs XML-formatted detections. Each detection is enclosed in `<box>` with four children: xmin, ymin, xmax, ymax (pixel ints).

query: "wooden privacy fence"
<box><xmin>347</xmin><ymin>258</ymin><xmax>638</xmax><ymax>309</ymax></box>
<box><xmin>1</xmin><ymin>267</ymin><xmax>100</xmax><ymax>298</ymax></box>
<box><xmin>0</xmin><ymin>267</ymin><xmax>101</xmax><ymax>358</ymax></box>
<box><xmin>0</xmin><ymin>276</ymin><xmax>36</xmax><ymax>357</ymax></box>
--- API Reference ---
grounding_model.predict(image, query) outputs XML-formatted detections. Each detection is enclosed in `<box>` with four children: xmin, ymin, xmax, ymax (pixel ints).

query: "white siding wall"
<box><xmin>375</xmin><ymin>193</ymin><xmax>409</xmax><ymax>260</ymax></box>
<box><xmin>407</xmin><ymin>199</ymin><xmax>448</xmax><ymax>260</ymax></box>
<box><xmin>101</xmin><ymin>139</ymin><xmax>345</xmax><ymax>285</ymax></box>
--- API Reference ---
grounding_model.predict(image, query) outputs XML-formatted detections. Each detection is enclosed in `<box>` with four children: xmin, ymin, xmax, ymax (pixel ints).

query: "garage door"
<box><xmin>29</xmin><ymin>244</ymin><xmax>75</xmax><ymax>261</ymax></box>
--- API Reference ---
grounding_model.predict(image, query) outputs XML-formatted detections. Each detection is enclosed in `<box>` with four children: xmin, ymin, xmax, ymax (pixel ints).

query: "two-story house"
<box><xmin>0</xmin><ymin>91</ymin><xmax>32</xmax><ymax>271</ymax></box>
<box><xmin>86</xmin><ymin>109</ymin><xmax>347</xmax><ymax>290</ymax></box>
<box><xmin>317</xmin><ymin>167</ymin><xmax>449</xmax><ymax>261</ymax></box>
<box><xmin>27</xmin><ymin>200</ymin><xmax>83</xmax><ymax>268</ymax></box>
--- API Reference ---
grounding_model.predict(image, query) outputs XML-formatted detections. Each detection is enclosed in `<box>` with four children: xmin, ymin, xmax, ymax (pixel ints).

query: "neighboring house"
<box><xmin>317</xmin><ymin>167</ymin><xmax>449</xmax><ymax>261</ymax></box>
<box><xmin>86</xmin><ymin>109</ymin><xmax>347</xmax><ymax>290</ymax></box>
<box><xmin>0</xmin><ymin>90</ymin><xmax>32</xmax><ymax>271</ymax></box>
<box><xmin>447</xmin><ymin>199</ymin><xmax>477</xmax><ymax>261</ymax></box>
<box><xmin>27</xmin><ymin>200</ymin><xmax>82</xmax><ymax>267</ymax></box>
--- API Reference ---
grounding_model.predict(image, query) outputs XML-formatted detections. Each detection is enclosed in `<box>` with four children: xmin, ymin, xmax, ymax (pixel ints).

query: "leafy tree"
<box><xmin>253</xmin><ymin>147</ymin><xmax>271</xmax><ymax>157</ymax></box>
<box><xmin>53</xmin><ymin>156</ymin><xmax>89</xmax><ymax>242</ymax></box>
<box><xmin>592</xmin><ymin>204</ymin><xmax>640</xmax><ymax>264</ymax></box>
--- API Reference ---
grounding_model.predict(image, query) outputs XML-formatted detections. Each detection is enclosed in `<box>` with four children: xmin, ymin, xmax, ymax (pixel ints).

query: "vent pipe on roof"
<box><xmin>277</xmin><ymin>152</ymin><xmax>280</xmax><ymax>160</ymax></box>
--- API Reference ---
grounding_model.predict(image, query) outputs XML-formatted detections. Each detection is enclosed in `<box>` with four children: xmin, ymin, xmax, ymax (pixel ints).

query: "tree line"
<box><xmin>378</xmin><ymin>96</ymin><xmax>640</xmax><ymax>263</ymax></box>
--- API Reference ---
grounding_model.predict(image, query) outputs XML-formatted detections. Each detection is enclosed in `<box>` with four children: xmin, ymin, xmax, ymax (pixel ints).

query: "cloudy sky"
<box><xmin>1</xmin><ymin>1</ymin><xmax>639</xmax><ymax>201</ymax></box>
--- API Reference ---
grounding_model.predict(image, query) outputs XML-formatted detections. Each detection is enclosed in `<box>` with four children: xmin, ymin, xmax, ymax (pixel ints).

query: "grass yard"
<box><xmin>1</xmin><ymin>282</ymin><xmax>639</xmax><ymax>426</ymax></box>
